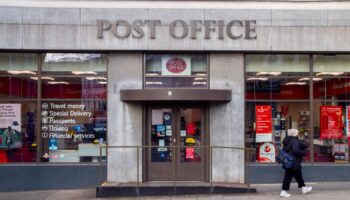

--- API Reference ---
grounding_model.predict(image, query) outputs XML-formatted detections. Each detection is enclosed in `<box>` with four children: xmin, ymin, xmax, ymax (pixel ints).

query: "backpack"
<box><xmin>276</xmin><ymin>149</ymin><xmax>295</xmax><ymax>169</ymax></box>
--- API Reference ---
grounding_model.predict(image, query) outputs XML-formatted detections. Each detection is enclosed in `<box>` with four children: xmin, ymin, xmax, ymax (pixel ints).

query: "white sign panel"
<box><xmin>258</xmin><ymin>142</ymin><xmax>276</xmax><ymax>163</ymax></box>
<box><xmin>161</xmin><ymin>55</ymin><xmax>191</xmax><ymax>76</ymax></box>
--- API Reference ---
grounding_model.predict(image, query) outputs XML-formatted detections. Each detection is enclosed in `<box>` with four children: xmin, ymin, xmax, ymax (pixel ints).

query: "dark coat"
<box><xmin>282</xmin><ymin>136</ymin><xmax>308</xmax><ymax>171</ymax></box>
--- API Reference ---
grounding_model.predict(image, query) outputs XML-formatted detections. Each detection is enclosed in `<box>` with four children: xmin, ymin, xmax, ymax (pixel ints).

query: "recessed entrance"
<box><xmin>146</xmin><ymin>104</ymin><xmax>208</xmax><ymax>181</ymax></box>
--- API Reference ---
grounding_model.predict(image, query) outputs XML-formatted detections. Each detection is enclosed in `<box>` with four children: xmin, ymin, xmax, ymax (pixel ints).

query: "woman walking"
<box><xmin>280</xmin><ymin>129</ymin><xmax>312</xmax><ymax>198</ymax></box>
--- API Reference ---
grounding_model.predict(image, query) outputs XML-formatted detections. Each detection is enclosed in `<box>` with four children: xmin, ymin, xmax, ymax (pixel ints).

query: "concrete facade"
<box><xmin>2</xmin><ymin>0</ymin><xmax>350</xmax><ymax>191</ymax></box>
<box><xmin>1</xmin><ymin>5</ymin><xmax>350</xmax><ymax>51</ymax></box>
<box><xmin>209</xmin><ymin>53</ymin><xmax>245</xmax><ymax>183</ymax></box>
<box><xmin>107</xmin><ymin>53</ymin><xmax>143</xmax><ymax>182</ymax></box>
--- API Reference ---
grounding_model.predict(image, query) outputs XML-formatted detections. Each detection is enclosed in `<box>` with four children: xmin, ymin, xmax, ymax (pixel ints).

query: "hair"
<box><xmin>287</xmin><ymin>129</ymin><xmax>299</xmax><ymax>137</ymax></box>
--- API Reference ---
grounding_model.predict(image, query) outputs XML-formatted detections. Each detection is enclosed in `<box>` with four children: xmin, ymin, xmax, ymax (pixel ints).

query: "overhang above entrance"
<box><xmin>120</xmin><ymin>89</ymin><xmax>231</xmax><ymax>102</ymax></box>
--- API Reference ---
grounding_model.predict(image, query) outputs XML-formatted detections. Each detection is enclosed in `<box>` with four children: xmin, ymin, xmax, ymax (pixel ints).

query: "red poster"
<box><xmin>347</xmin><ymin>106</ymin><xmax>350</xmax><ymax>137</ymax></box>
<box><xmin>320</xmin><ymin>106</ymin><xmax>343</xmax><ymax>139</ymax></box>
<box><xmin>256</xmin><ymin>105</ymin><xmax>272</xmax><ymax>142</ymax></box>
<box><xmin>186</xmin><ymin>148</ymin><xmax>194</xmax><ymax>159</ymax></box>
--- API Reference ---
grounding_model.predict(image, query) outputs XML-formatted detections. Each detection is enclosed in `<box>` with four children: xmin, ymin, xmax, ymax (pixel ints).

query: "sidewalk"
<box><xmin>0</xmin><ymin>182</ymin><xmax>349</xmax><ymax>200</ymax></box>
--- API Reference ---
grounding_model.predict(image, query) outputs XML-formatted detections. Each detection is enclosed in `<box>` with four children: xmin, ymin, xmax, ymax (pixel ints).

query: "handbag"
<box><xmin>276</xmin><ymin>149</ymin><xmax>295</xmax><ymax>169</ymax></box>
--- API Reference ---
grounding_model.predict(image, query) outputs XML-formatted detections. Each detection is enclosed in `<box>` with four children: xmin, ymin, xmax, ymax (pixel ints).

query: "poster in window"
<box><xmin>161</xmin><ymin>55</ymin><xmax>191</xmax><ymax>76</ymax></box>
<box><xmin>255</xmin><ymin>105</ymin><xmax>272</xmax><ymax>142</ymax></box>
<box><xmin>0</xmin><ymin>104</ymin><xmax>22</xmax><ymax>148</ymax></box>
<box><xmin>320</xmin><ymin>106</ymin><xmax>343</xmax><ymax>139</ymax></box>
<box><xmin>347</xmin><ymin>106</ymin><xmax>350</xmax><ymax>137</ymax></box>
<box><xmin>258</xmin><ymin>142</ymin><xmax>276</xmax><ymax>163</ymax></box>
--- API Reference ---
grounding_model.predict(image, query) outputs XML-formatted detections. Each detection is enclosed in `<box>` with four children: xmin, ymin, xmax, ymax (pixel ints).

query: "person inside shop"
<box><xmin>280</xmin><ymin>128</ymin><xmax>312</xmax><ymax>198</ymax></box>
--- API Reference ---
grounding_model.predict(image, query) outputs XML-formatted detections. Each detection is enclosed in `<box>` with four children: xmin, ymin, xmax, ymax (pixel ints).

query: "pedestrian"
<box><xmin>280</xmin><ymin>129</ymin><xmax>312</xmax><ymax>198</ymax></box>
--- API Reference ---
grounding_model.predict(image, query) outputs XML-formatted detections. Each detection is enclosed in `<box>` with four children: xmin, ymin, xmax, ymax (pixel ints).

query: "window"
<box><xmin>245</xmin><ymin>54</ymin><xmax>311</xmax><ymax>163</ymax></box>
<box><xmin>145</xmin><ymin>54</ymin><xmax>208</xmax><ymax>88</ymax></box>
<box><xmin>0</xmin><ymin>53</ymin><xmax>38</xmax><ymax>163</ymax></box>
<box><xmin>0</xmin><ymin>53</ymin><xmax>107</xmax><ymax>163</ymax></box>
<box><xmin>246</xmin><ymin>54</ymin><xmax>350</xmax><ymax>164</ymax></box>
<box><xmin>40</xmin><ymin>53</ymin><xmax>107</xmax><ymax>163</ymax></box>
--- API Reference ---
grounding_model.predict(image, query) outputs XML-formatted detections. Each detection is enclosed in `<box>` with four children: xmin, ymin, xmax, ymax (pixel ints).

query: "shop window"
<box><xmin>245</xmin><ymin>102</ymin><xmax>311</xmax><ymax>163</ymax></box>
<box><xmin>246</xmin><ymin>77</ymin><xmax>310</xmax><ymax>100</ymax></box>
<box><xmin>314</xmin><ymin>55</ymin><xmax>350</xmax><ymax>77</ymax></box>
<box><xmin>40</xmin><ymin>100</ymin><xmax>106</xmax><ymax>163</ymax></box>
<box><xmin>246</xmin><ymin>54</ymin><xmax>309</xmax><ymax>76</ymax></box>
<box><xmin>41</xmin><ymin>77</ymin><xmax>106</xmax><ymax>99</ymax></box>
<box><xmin>40</xmin><ymin>53</ymin><xmax>107</xmax><ymax>163</ymax></box>
<box><xmin>0</xmin><ymin>77</ymin><xmax>38</xmax><ymax>99</ymax></box>
<box><xmin>0</xmin><ymin>53</ymin><xmax>37</xmax><ymax>75</ymax></box>
<box><xmin>42</xmin><ymin>53</ymin><xmax>106</xmax><ymax>76</ymax></box>
<box><xmin>0</xmin><ymin>53</ymin><xmax>38</xmax><ymax>163</ymax></box>
<box><xmin>145</xmin><ymin>54</ymin><xmax>208</xmax><ymax>88</ymax></box>
<box><xmin>312</xmin><ymin>101</ymin><xmax>350</xmax><ymax>163</ymax></box>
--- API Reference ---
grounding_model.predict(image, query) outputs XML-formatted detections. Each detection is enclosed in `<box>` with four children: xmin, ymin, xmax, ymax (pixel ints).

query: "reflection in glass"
<box><xmin>314</xmin><ymin>55</ymin><xmax>350</xmax><ymax>77</ymax></box>
<box><xmin>0</xmin><ymin>53</ymin><xmax>38</xmax><ymax>75</ymax></box>
<box><xmin>43</xmin><ymin>53</ymin><xmax>106</xmax><ymax>76</ymax></box>
<box><xmin>246</xmin><ymin>54</ymin><xmax>309</xmax><ymax>76</ymax></box>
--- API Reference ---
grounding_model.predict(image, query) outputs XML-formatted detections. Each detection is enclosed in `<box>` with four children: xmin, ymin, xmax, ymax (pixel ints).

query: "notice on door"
<box><xmin>255</xmin><ymin>105</ymin><xmax>272</xmax><ymax>143</ymax></box>
<box><xmin>320</xmin><ymin>106</ymin><xmax>343</xmax><ymax>139</ymax></box>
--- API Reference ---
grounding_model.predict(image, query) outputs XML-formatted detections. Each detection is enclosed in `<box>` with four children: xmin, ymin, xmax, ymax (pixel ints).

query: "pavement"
<box><xmin>0</xmin><ymin>182</ymin><xmax>350</xmax><ymax>200</ymax></box>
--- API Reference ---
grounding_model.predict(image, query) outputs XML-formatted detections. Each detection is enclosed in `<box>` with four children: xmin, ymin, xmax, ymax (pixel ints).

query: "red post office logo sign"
<box><xmin>166</xmin><ymin>57</ymin><xmax>187</xmax><ymax>73</ymax></box>
<box><xmin>161</xmin><ymin>55</ymin><xmax>191</xmax><ymax>76</ymax></box>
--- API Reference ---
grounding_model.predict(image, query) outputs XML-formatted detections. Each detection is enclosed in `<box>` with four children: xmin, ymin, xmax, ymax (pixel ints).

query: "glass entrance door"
<box><xmin>147</xmin><ymin>106</ymin><xmax>206</xmax><ymax>181</ymax></box>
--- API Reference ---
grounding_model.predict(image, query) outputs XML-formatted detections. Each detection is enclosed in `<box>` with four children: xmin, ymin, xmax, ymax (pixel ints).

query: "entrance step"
<box><xmin>96</xmin><ymin>182</ymin><xmax>256</xmax><ymax>197</ymax></box>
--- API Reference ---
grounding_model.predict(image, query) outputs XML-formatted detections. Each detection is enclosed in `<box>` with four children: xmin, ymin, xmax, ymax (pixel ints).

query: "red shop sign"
<box><xmin>255</xmin><ymin>105</ymin><xmax>272</xmax><ymax>142</ymax></box>
<box><xmin>320</xmin><ymin>106</ymin><xmax>343</xmax><ymax>139</ymax></box>
<box><xmin>166</xmin><ymin>57</ymin><xmax>187</xmax><ymax>73</ymax></box>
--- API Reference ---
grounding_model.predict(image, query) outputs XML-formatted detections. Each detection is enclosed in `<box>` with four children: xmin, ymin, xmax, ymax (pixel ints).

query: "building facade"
<box><xmin>1</xmin><ymin>0</ymin><xmax>350</xmax><ymax>191</ymax></box>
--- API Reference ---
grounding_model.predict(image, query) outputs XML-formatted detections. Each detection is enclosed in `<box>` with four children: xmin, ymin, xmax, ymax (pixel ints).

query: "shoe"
<box><xmin>280</xmin><ymin>190</ymin><xmax>291</xmax><ymax>198</ymax></box>
<box><xmin>302</xmin><ymin>186</ymin><xmax>312</xmax><ymax>194</ymax></box>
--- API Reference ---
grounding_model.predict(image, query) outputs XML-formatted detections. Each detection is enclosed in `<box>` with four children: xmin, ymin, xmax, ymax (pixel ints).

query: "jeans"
<box><xmin>282</xmin><ymin>168</ymin><xmax>306</xmax><ymax>190</ymax></box>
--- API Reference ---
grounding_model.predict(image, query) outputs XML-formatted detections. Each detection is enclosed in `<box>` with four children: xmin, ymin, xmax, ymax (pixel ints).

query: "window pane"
<box><xmin>0</xmin><ymin>102</ymin><xmax>37</xmax><ymax>163</ymax></box>
<box><xmin>0</xmin><ymin>77</ymin><xmax>38</xmax><ymax>99</ymax></box>
<box><xmin>0</xmin><ymin>53</ymin><xmax>37</xmax><ymax>75</ymax></box>
<box><xmin>313</xmin><ymin>101</ymin><xmax>349</xmax><ymax>163</ymax></box>
<box><xmin>313</xmin><ymin>78</ymin><xmax>350</xmax><ymax>101</ymax></box>
<box><xmin>145</xmin><ymin>54</ymin><xmax>207</xmax><ymax>88</ymax></box>
<box><xmin>245</xmin><ymin>102</ymin><xmax>311</xmax><ymax>163</ymax></box>
<box><xmin>314</xmin><ymin>55</ymin><xmax>350</xmax><ymax>76</ymax></box>
<box><xmin>246</xmin><ymin>54</ymin><xmax>309</xmax><ymax>76</ymax></box>
<box><xmin>246</xmin><ymin>77</ymin><xmax>309</xmax><ymax>100</ymax></box>
<box><xmin>41</xmin><ymin>77</ymin><xmax>107</xmax><ymax>99</ymax></box>
<box><xmin>43</xmin><ymin>53</ymin><xmax>106</xmax><ymax>76</ymax></box>
<box><xmin>40</xmin><ymin>100</ymin><xmax>106</xmax><ymax>163</ymax></box>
